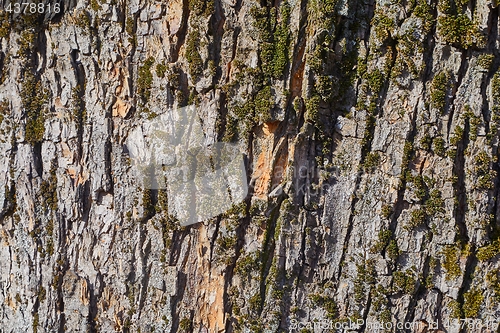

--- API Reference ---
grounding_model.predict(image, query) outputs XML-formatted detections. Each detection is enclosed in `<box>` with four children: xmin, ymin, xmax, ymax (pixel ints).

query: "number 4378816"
<box><xmin>5</xmin><ymin>2</ymin><xmax>60</xmax><ymax>14</ymax></box>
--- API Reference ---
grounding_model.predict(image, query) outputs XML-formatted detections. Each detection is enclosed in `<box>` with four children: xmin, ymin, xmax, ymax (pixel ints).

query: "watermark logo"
<box><xmin>126</xmin><ymin>103</ymin><xmax>248</xmax><ymax>226</ymax></box>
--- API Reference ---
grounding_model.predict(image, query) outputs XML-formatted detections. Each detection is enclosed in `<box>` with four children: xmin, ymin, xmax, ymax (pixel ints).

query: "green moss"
<box><xmin>354</xmin><ymin>259</ymin><xmax>376</xmax><ymax>302</ymax></box>
<box><xmin>462</xmin><ymin>287</ymin><xmax>483</xmax><ymax>318</ymax></box>
<box><xmin>37</xmin><ymin>286</ymin><xmax>46</xmax><ymax>303</ymax></box>
<box><xmin>249</xmin><ymin>292</ymin><xmax>262</xmax><ymax>313</ymax></box>
<box><xmin>142</xmin><ymin>188</ymin><xmax>155</xmax><ymax>219</ymax></box>
<box><xmin>76</xmin><ymin>11</ymin><xmax>91</xmax><ymax>35</ymax></box>
<box><xmin>461</xmin><ymin>106</ymin><xmax>481</xmax><ymax>141</ymax></box>
<box><xmin>22</xmin><ymin>70</ymin><xmax>47</xmax><ymax>144</ymax></box>
<box><xmin>424</xmin><ymin>256</ymin><xmax>438</xmax><ymax>288</ymax></box>
<box><xmin>468</xmin><ymin>117</ymin><xmax>480</xmax><ymax>141</ymax></box>
<box><xmin>486</xmin><ymin>269</ymin><xmax>500</xmax><ymax>299</ymax></box>
<box><xmin>126</xmin><ymin>17</ymin><xmax>134</xmax><ymax>35</ymax></box>
<box><xmin>420</xmin><ymin>134</ymin><xmax>432</xmax><ymax>151</ymax></box>
<box><xmin>386</xmin><ymin>240</ymin><xmax>400</xmax><ymax>260</ymax></box>
<box><xmin>71</xmin><ymin>86</ymin><xmax>87</xmax><ymax>125</ymax></box>
<box><xmin>438</xmin><ymin>14</ymin><xmax>483</xmax><ymax>49</ymax></box>
<box><xmin>372</xmin><ymin>12</ymin><xmax>395</xmax><ymax>42</ymax></box>
<box><xmin>40</xmin><ymin>167</ymin><xmax>58</xmax><ymax>211</ymax></box>
<box><xmin>167</xmin><ymin>65</ymin><xmax>181</xmax><ymax>89</ymax></box>
<box><xmin>487</xmin><ymin>106</ymin><xmax>500</xmax><ymax>142</ymax></box>
<box><xmin>315</xmin><ymin>75</ymin><xmax>335</xmax><ymax>102</ymax></box>
<box><xmin>188</xmin><ymin>0</ymin><xmax>214</xmax><ymax>16</ymax></box>
<box><xmin>235</xmin><ymin>253</ymin><xmax>260</xmax><ymax>276</ymax></box>
<box><xmin>0</xmin><ymin>52</ymin><xmax>9</xmax><ymax>85</ymax></box>
<box><xmin>353</xmin><ymin>279</ymin><xmax>366</xmax><ymax>303</ymax></box>
<box><xmin>251</xmin><ymin>5</ymin><xmax>272</xmax><ymax>39</ymax></box>
<box><xmin>366</xmin><ymin>69</ymin><xmax>384</xmax><ymax>96</ymax></box>
<box><xmin>46</xmin><ymin>219</ymin><xmax>54</xmax><ymax>237</ymax></box>
<box><xmin>52</xmin><ymin>274</ymin><xmax>60</xmax><ymax>289</ymax></box>
<box><xmin>137</xmin><ymin>57</ymin><xmax>154</xmax><ymax>103</ymax></box>
<box><xmin>477</xmin><ymin>54</ymin><xmax>494</xmax><ymax>70</ymax></box>
<box><xmin>393</xmin><ymin>270</ymin><xmax>416</xmax><ymax>294</ymax></box>
<box><xmin>442</xmin><ymin>244</ymin><xmax>461</xmax><ymax>280</ymax></box>
<box><xmin>18</xmin><ymin>31</ymin><xmax>34</xmax><ymax>58</ymax></box>
<box><xmin>449</xmin><ymin>125</ymin><xmax>464</xmax><ymax>146</ymax></box>
<box><xmin>0</xmin><ymin>11</ymin><xmax>10</xmax><ymax>38</ymax></box>
<box><xmin>188</xmin><ymin>88</ymin><xmax>200</xmax><ymax>106</ymax></box>
<box><xmin>251</xmin><ymin>2</ymin><xmax>291</xmax><ymax>79</ymax></box>
<box><xmin>406</xmin><ymin>208</ymin><xmax>426</xmax><ymax>230</ymax></box>
<box><xmin>477</xmin><ymin>239</ymin><xmax>500</xmax><ymax>261</ymax></box>
<box><xmin>216</xmin><ymin>235</ymin><xmax>237</xmax><ymax>250</ymax></box>
<box><xmin>412</xmin><ymin>0</ymin><xmax>434</xmax><ymax>34</ymax></box>
<box><xmin>90</xmin><ymin>0</ymin><xmax>102</xmax><ymax>11</ymax></box>
<box><xmin>357</xmin><ymin>57</ymin><xmax>368</xmax><ymax>78</ymax></box>
<box><xmin>3</xmin><ymin>182</ymin><xmax>17</xmax><ymax>217</ymax></box>
<box><xmin>25</xmin><ymin>112</ymin><xmax>45</xmax><ymax>144</ymax></box>
<box><xmin>432</xmin><ymin>137</ymin><xmax>446</xmax><ymax>156</ymax></box>
<box><xmin>364</xmin><ymin>152</ymin><xmax>380</xmax><ymax>172</ymax></box>
<box><xmin>0</xmin><ymin>99</ymin><xmax>9</xmax><ymax>125</ymax></box>
<box><xmin>222</xmin><ymin>114</ymin><xmax>238</xmax><ymax>142</ymax></box>
<box><xmin>32</xmin><ymin>313</ymin><xmax>39</xmax><ymax>333</ymax></box>
<box><xmin>371</xmin><ymin>229</ymin><xmax>392</xmax><ymax>253</ymax></box>
<box><xmin>186</xmin><ymin>30</ymin><xmax>203</xmax><ymax>80</ymax></box>
<box><xmin>381</xmin><ymin>204</ymin><xmax>392</xmax><ymax>219</ymax></box>
<box><xmin>305</xmin><ymin>95</ymin><xmax>321</xmax><ymax>123</ymax></box>
<box><xmin>430</xmin><ymin>71</ymin><xmax>450</xmax><ymax>114</ymax></box>
<box><xmin>179</xmin><ymin>317</ymin><xmax>192</xmax><ymax>332</ymax></box>
<box><xmin>371</xmin><ymin>285</ymin><xmax>389</xmax><ymax>312</ymax></box>
<box><xmin>474</xmin><ymin>150</ymin><xmax>491</xmax><ymax>172</ymax></box>
<box><xmin>493</xmin><ymin>72</ymin><xmax>500</xmax><ymax>102</ymax></box>
<box><xmin>449</xmin><ymin>298</ymin><xmax>462</xmax><ymax>318</ymax></box>
<box><xmin>471</xmin><ymin>150</ymin><xmax>495</xmax><ymax>189</ymax></box>
<box><xmin>310</xmin><ymin>294</ymin><xmax>336</xmax><ymax>319</ymax></box>
<box><xmin>410</xmin><ymin>175</ymin><xmax>428</xmax><ymax>201</ymax></box>
<box><xmin>254</xmin><ymin>85</ymin><xmax>273</xmax><ymax>123</ymax></box>
<box><xmin>311</xmin><ymin>0</ymin><xmax>337</xmax><ymax>31</ymax></box>
<box><xmin>207</xmin><ymin>60</ymin><xmax>216</xmax><ymax>77</ymax></box>
<box><xmin>46</xmin><ymin>238</ymin><xmax>54</xmax><ymax>256</ymax></box>
<box><xmin>155</xmin><ymin>61</ymin><xmax>167</xmax><ymax>78</ymax></box>
<box><xmin>402</xmin><ymin>142</ymin><xmax>414</xmax><ymax>170</ymax></box>
<box><xmin>425</xmin><ymin>189</ymin><xmax>444</xmax><ymax>215</ymax></box>
<box><xmin>379</xmin><ymin>309</ymin><xmax>392</xmax><ymax>323</ymax></box>
<box><xmin>273</xmin><ymin>2</ymin><xmax>291</xmax><ymax>78</ymax></box>
<box><xmin>361</xmin><ymin>111</ymin><xmax>376</xmax><ymax>152</ymax></box>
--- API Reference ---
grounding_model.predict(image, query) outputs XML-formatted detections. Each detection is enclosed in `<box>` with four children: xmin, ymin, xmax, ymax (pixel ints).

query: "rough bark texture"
<box><xmin>1</xmin><ymin>0</ymin><xmax>500</xmax><ymax>332</ymax></box>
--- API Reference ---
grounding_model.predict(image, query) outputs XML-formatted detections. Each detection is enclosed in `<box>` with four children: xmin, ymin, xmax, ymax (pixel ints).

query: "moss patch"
<box><xmin>430</xmin><ymin>71</ymin><xmax>451</xmax><ymax>114</ymax></box>
<box><xmin>438</xmin><ymin>14</ymin><xmax>483</xmax><ymax>49</ymax></box>
<box><xmin>473</xmin><ymin>151</ymin><xmax>495</xmax><ymax>190</ymax></box>
<box><xmin>137</xmin><ymin>57</ymin><xmax>155</xmax><ymax>103</ymax></box>
<box><xmin>462</xmin><ymin>288</ymin><xmax>483</xmax><ymax>318</ymax></box>
<box><xmin>363</xmin><ymin>152</ymin><xmax>380</xmax><ymax>172</ymax></box>
<box><xmin>442</xmin><ymin>243</ymin><xmax>461</xmax><ymax>280</ymax></box>
<box><xmin>477</xmin><ymin>239</ymin><xmax>500</xmax><ymax>261</ymax></box>
<box><xmin>186</xmin><ymin>30</ymin><xmax>203</xmax><ymax>81</ymax></box>
<box><xmin>393</xmin><ymin>269</ymin><xmax>416</xmax><ymax>294</ymax></box>
<box><xmin>22</xmin><ymin>70</ymin><xmax>47</xmax><ymax>144</ymax></box>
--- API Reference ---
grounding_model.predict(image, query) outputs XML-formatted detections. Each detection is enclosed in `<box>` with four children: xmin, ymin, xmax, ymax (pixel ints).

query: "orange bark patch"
<box><xmin>272</xmin><ymin>147</ymin><xmax>288</xmax><ymax>188</ymax></box>
<box><xmin>54</xmin><ymin>97</ymin><xmax>64</xmax><ymax>108</ymax></box>
<box><xmin>290</xmin><ymin>37</ymin><xmax>306</xmax><ymax>98</ymax></box>
<box><xmin>194</xmin><ymin>225</ymin><xmax>226</xmax><ymax>332</ymax></box>
<box><xmin>262</xmin><ymin>121</ymin><xmax>279</xmax><ymax>136</ymax></box>
<box><xmin>5</xmin><ymin>293</ymin><xmax>16</xmax><ymax>309</ymax></box>
<box><xmin>412</xmin><ymin>151</ymin><xmax>430</xmax><ymax>173</ymax></box>
<box><xmin>112</xmin><ymin>98</ymin><xmax>131</xmax><ymax>118</ymax></box>
<box><xmin>252</xmin><ymin>121</ymin><xmax>287</xmax><ymax>198</ymax></box>
<box><xmin>254</xmin><ymin>149</ymin><xmax>272</xmax><ymax>198</ymax></box>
